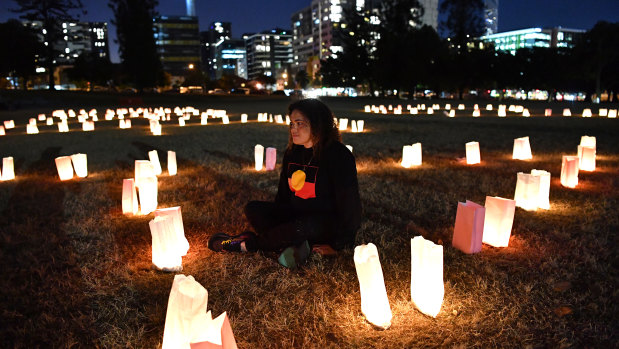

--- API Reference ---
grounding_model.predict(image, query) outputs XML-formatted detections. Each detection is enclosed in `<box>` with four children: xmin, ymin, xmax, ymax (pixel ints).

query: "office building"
<box><xmin>291</xmin><ymin>0</ymin><xmax>438</xmax><ymax>74</ymax></box>
<box><xmin>24</xmin><ymin>20</ymin><xmax>109</xmax><ymax>65</ymax></box>
<box><xmin>244</xmin><ymin>28</ymin><xmax>293</xmax><ymax>81</ymax></box>
<box><xmin>215</xmin><ymin>39</ymin><xmax>247</xmax><ymax>79</ymax></box>
<box><xmin>153</xmin><ymin>15</ymin><xmax>200</xmax><ymax>77</ymax></box>
<box><xmin>480</xmin><ymin>27</ymin><xmax>585</xmax><ymax>55</ymax></box>
<box><xmin>200</xmin><ymin>21</ymin><xmax>232</xmax><ymax>78</ymax></box>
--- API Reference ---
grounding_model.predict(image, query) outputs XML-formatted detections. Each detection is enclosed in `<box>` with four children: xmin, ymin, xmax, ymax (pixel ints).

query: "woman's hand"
<box><xmin>312</xmin><ymin>244</ymin><xmax>337</xmax><ymax>256</ymax></box>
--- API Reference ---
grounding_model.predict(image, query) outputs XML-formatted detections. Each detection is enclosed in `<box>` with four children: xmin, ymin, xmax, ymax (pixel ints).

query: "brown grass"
<box><xmin>0</xmin><ymin>95</ymin><xmax>617</xmax><ymax>348</ymax></box>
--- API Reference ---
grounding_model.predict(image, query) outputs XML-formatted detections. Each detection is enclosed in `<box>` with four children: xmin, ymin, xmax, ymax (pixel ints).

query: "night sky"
<box><xmin>2</xmin><ymin>0</ymin><xmax>618</xmax><ymax>63</ymax></box>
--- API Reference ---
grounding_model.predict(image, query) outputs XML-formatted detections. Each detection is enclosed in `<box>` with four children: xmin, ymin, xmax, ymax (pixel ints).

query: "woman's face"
<box><xmin>290</xmin><ymin>110</ymin><xmax>313</xmax><ymax>148</ymax></box>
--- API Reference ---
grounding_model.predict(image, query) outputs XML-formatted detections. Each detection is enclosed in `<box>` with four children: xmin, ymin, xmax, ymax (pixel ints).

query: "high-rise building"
<box><xmin>215</xmin><ymin>39</ymin><xmax>247</xmax><ymax>79</ymax></box>
<box><xmin>24</xmin><ymin>20</ymin><xmax>109</xmax><ymax>65</ymax></box>
<box><xmin>484</xmin><ymin>0</ymin><xmax>499</xmax><ymax>35</ymax></box>
<box><xmin>291</xmin><ymin>0</ymin><xmax>382</xmax><ymax>74</ymax></box>
<box><xmin>153</xmin><ymin>15</ymin><xmax>200</xmax><ymax>77</ymax></box>
<box><xmin>200</xmin><ymin>21</ymin><xmax>232</xmax><ymax>78</ymax></box>
<box><xmin>291</xmin><ymin>0</ymin><xmax>438</xmax><ymax>74</ymax></box>
<box><xmin>479</xmin><ymin>27</ymin><xmax>585</xmax><ymax>55</ymax></box>
<box><xmin>244</xmin><ymin>28</ymin><xmax>293</xmax><ymax>81</ymax></box>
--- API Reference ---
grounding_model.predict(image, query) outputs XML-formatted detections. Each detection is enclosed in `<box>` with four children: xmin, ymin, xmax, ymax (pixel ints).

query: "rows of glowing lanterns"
<box><xmin>364</xmin><ymin>103</ymin><xmax>618</xmax><ymax>118</ymax></box>
<box><xmin>122</xmin><ymin>151</ymin><xmax>240</xmax><ymax>347</ymax></box>
<box><xmin>402</xmin><ymin>134</ymin><xmax>596</xmax><ymax>189</ymax></box>
<box><xmin>0</xmin><ymin>105</ymin><xmax>604</xmax><ymax>342</ymax></box>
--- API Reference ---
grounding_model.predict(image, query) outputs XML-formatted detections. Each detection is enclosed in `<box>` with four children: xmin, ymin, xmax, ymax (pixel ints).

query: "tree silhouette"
<box><xmin>109</xmin><ymin>0</ymin><xmax>162</xmax><ymax>91</ymax></box>
<box><xmin>10</xmin><ymin>0</ymin><xmax>84</xmax><ymax>90</ymax></box>
<box><xmin>0</xmin><ymin>19</ymin><xmax>44</xmax><ymax>89</ymax></box>
<box><xmin>295</xmin><ymin>69</ymin><xmax>310</xmax><ymax>89</ymax></box>
<box><xmin>440</xmin><ymin>0</ymin><xmax>484</xmax><ymax>52</ymax></box>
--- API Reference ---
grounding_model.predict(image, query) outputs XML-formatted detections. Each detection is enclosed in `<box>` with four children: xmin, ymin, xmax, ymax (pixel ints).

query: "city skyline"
<box><xmin>1</xmin><ymin>0</ymin><xmax>618</xmax><ymax>63</ymax></box>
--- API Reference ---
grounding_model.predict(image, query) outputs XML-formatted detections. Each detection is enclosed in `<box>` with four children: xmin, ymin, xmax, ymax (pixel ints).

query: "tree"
<box><xmin>67</xmin><ymin>52</ymin><xmax>113</xmax><ymax>90</ymax></box>
<box><xmin>0</xmin><ymin>19</ymin><xmax>44</xmax><ymax>89</ymax></box>
<box><xmin>109</xmin><ymin>0</ymin><xmax>162</xmax><ymax>91</ymax></box>
<box><xmin>374</xmin><ymin>0</ymin><xmax>424</xmax><ymax>94</ymax></box>
<box><xmin>439</xmin><ymin>0</ymin><xmax>486</xmax><ymax>99</ymax></box>
<box><xmin>574</xmin><ymin>21</ymin><xmax>619</xmax><ymax>98</ymax></box>
<box><xmin>320</xmin><ymin>4</ymin><xmax>376</xmax><ymax>93</ymax></box>
<box><xmin>253</xmin><ymin>74</ymin><xmax>276</xmax><ymax>88</ymax></box>
<box><xmin>439</xmin><ymin>0</ymin><xmax>485</xmax><ymax>52</ymax></box>
<box><xmin>10</xmin><ymin>0</ymin><xmax>84</xmax><ymax>90</ymax></box>
<box><xmin>182</xmin><ymin>68</ymin><xmax>208</xmax><ymax>88</ymax></box>
<box><xmin>295</xmin><ymin>70</ymin><xmax>310</xmax><ymax>89</ymax></box>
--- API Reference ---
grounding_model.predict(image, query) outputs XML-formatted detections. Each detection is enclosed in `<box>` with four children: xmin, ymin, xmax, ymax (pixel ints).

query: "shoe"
<box><xmin>278</xmin><ymin>240</ymin><xmax>310</xmax><ymax>269</ymax></box>
<box><xmin>208</xmin><ymin>232</ymin><xmax>241</xmax><ymax>252</ymax></box>
<box><xmin>208</xmin><ymin>231</ymin><xmax>257</xmax><ymax>252</ymax></box>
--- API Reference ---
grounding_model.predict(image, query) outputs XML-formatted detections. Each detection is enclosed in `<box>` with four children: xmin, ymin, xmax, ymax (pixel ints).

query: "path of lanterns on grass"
<box><xmin>0</xmin><ymin>101</ymin><xmax>614</xmax><ymax>345</ymax></box>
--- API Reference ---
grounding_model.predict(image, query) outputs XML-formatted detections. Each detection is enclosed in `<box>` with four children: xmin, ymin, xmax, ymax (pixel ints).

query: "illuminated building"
<box><xmin>200</xmin><ymin>21</ymin><xmax>232</xmax><ymax>78</ymax></box>
<box><xmin>153</xmin><ymin>15</ymin><xmax>200</xmax><ymax>77</ymax></box>
<box><xmin>24</xmin><ymin>21</ymin><xmax>109</xmax><ymax>64</ymax></box>
<box><xmin>215</xmin><ymin>39</ymin><xmax>247</xmax><ymax>79</ymax></box>
<box><xmin>480</xmin><ymin>27</ymin><xmax>585</xmax><ymax>55</ymax></box>
<box><xmin>291</xmin><ymin>0</ymin><xmax>438</xmax><ymax>74</ymax></box>
<box><xmin>244</xmin><ymin>29</ymin><xmax>293</xmax><ymax>81</ymax></box>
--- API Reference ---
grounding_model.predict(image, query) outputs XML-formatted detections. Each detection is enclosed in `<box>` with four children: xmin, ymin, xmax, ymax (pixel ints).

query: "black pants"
<box><xmin>244</xmin><ymin>201</ymin><xmax>334</xmax><ymax>252</ymax></box>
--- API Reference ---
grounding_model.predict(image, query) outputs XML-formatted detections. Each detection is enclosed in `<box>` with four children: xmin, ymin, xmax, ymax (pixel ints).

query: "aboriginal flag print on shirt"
<box><xmin>287</xmin><ymin>162</ymin><xmax>318</xmax><ymax>199</ymax></box>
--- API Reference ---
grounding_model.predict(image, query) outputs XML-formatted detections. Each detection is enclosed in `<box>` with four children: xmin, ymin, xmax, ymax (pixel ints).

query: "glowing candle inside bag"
<box><xmin>410</xmin><ymin>236</ymin><xmax>444</xmax><ymax>317</ymax></box>
<box><xmin>353</xmin><ymin>243</ymin><xmax>392</xmax><ymax>329</ymax></box>
<box><xmin>254</xmin><ymin>144</ymin><xmax>264</xmax><ymax>171</ymax></box>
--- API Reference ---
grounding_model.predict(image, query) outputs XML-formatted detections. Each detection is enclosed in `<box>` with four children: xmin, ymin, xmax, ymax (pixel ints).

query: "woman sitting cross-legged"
<box><xmin>208</xmin><ymin>98</ymin><xmax>362</xmax><ymax>268</ymax></box>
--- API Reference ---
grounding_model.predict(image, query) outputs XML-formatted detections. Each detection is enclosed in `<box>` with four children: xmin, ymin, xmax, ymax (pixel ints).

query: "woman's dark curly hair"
<box><xmin>286</xmin><ymin>99</ymin><xmax>341</xmax><ymax>159</ymax></box>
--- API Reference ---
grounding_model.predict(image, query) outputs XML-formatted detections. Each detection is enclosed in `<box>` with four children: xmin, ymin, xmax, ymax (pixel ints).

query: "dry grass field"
<box><xmin>0</xmin><ymin>92</ymin><xmax>617</xmax><ymax>348</ymax></box>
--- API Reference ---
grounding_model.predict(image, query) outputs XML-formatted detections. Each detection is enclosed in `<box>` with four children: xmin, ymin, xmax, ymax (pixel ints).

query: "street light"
<box><xmin>188</xmin><ymin>63</ymin><xmax>194</xmax><ymax>69</ymax></box>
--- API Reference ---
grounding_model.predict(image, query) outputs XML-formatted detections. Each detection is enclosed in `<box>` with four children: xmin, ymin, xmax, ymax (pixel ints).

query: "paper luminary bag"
<box><xmin>577</xmin><ymin>145</ymin><xmax>596</xmax><ymax>172</ymax></box>
<box><xmin>465</xmin><ymin>141</ymin><xmax>481</xmax><ymax>164</ymax></box>
<box><xmin>155</xmin><ymin>206</ymin><xmax>190</xmax><ymax>256</ymax></box>
<box><xmin>254</xmin><ymin>144</ymin><xmax>264</xmax><ymax>171</ymax></box>
<box><xmin>513</xmin><ymin>137</ymin><xmax>533</xmax><ymax>160</ymax></box>
<box><xmin>265</xmin><ymin>147</ymin><xmax>276</xmax><ymax>171</ymax></box>
<box><xmin>401</xmin><ymin>143</ymin><xmax>422</xmax><ymax>168</ymax></box>
<box><xmin>70</xmin><ymin>153</ymin><xmax>88</xmax><ymax>178</ymax></box>
<box><xmin>190</xmin><ymin>311</ymin><xmax>238</xmax><ymax>349</ymax></box>
<box><xmin>138</xmin><ymin>176</ymin><xmax>158</xmax><ymax>214</ymax></box>
<box><xmin>452</xmin><ymin>200</ymin><xmax>485</xmax><ymax>254</ymax></box>
<box><xmin>162</xmin><ymin>275</ymin><xmax>209</xmax><ymax>349</ymax></box>
<box><xmin>353</xmin><ymin>243</ymin><xmax>392</xmax><ymax>329</ymax></box>
<box><xmin>122</xmin><ymin>178</ymin><xmax>139</xmax><ymax>215</ymax></box>
<box><xmin>55</xmin><ymin>156</ymin><xmax>74</xmax><ymax>181</ymax></box>
<box><xmin>135</xmin><ymin>160</ymin><xmax>156</xmax><ymax>187</ymax></box>
<box><xmin>410</xmin><ymin>236</ymin><xmax>444</xmax><ymax>317</ymax></box>
<box><xmin>560</xmin><ymin>156</ymin><xmax>579</xmax><ymax>188</ymax></box>
<box><xmin>1</xmin><ymin>157</ymin><xmax>15</xmax><ymax>180</ymax></box>
<box><xmin>356</xmin><ymin>120</ymin><xmax>364</xmax><ymax>132</ymax></box>
<box><xmin>149</xmin><ymin>150</ymin><xmax>163</xmax><ymax>175</ymax></box>
<box><xmin>530</xmin><ymin>169</ymin><xmax>551</xmax><ymax>210</ymax></box>
<box><xmin>514</xmin><ymin>172</ymin><xmax>541</xmax><ymax>211</ymax></box>
<box><xmin>149</xmin><ymin>216</ymin><xmax>183</xmax><ymax>271</ymax></box>
<box><xmin>168</xmin><ymin>151</ymin><xmax>177</xmax><ymax>176</ymax></box>
<box><xmin>482</xmin><ymin>196</ymin><xmax>516</xmax><ymax>248</ymax></box>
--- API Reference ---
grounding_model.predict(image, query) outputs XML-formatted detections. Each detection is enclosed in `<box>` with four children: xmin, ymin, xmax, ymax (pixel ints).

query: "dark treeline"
<box><xmin>320</xmin><ymin>0</ymin><xmax>619</xmax><ymax>100</ymax></box>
